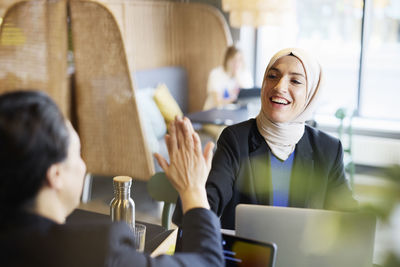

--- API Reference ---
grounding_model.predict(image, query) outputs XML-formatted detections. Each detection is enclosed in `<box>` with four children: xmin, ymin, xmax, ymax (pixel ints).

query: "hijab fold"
<box><xmin>256</xmin><ymin>48</ymin><xmax>322</xmax><ymax>161</ymax></box>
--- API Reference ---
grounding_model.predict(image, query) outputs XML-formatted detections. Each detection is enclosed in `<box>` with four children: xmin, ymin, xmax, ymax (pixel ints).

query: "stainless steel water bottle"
<box><xmin>110</xmin><ymin>176</ymin><xmax>135</xmax><ymax>230</ymax></box>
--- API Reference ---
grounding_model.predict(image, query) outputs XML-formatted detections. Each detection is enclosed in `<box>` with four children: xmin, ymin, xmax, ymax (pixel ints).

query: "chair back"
<box><xmin>147</xmin><ymin>172</ymin><xmax>178</xmax><ymax>229</ymax></box>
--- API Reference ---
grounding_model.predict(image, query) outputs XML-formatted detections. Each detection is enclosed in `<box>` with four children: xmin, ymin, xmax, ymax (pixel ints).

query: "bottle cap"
<box><xmin>113</xmin><ymin>176</ymin><xmax>132</xmax><ymax>188</ymax></box>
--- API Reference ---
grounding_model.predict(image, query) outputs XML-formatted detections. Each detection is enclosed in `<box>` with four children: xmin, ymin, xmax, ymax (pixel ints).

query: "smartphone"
<box><xmin>175</xmin><ymin>228</ymin><xmax>277</xmax><ymax>267</ymax></box>
<box><xmin>222</xmin><ymin>233</ymin><xmax>277</xmax><ymax>267</ymax></box>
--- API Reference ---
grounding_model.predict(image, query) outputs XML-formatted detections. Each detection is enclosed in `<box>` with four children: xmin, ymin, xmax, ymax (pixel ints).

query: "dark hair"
<box><xmin>0</xmin><ymin>90</ymin><xmax>69</xmax><ymax>212</ymax></box>
<box><xmin>223</xmin><ymin>45</ymin><xmax>241</xmax><ymax>70</ymax></box>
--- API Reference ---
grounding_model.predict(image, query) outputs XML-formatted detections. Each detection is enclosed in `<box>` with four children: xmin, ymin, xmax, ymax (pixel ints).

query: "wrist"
<box><xmin>179</xmin><ymin>187</ymin><xmax>210</xmax><ymax>214</ymax></box>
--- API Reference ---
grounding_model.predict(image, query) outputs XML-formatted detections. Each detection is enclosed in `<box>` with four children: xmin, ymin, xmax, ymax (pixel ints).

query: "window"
<box><xmin>360</xmin><ymin>0</ymin><xmax>400</xmax><ymax>120</ymax></box>
<box><xmin>243</xmin><ymin>0</ymin><xmax>400</xmax><ymax>121</ymax></box>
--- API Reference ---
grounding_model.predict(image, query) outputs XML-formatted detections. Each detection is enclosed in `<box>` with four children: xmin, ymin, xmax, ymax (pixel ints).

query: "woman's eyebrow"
<box><xmin>269</xmin><ymin>67</ymin><xmax>305</xmax><ymax>78</ymax></box>
<box><xmin>289</xmin><ymin>72</ymin><xmax>305</xmax><ymax>77</ymax></box>
<box><xmin>268</xmin><ymin>67</ymin><xmax>280</xmax><ymax>72</ymax></box>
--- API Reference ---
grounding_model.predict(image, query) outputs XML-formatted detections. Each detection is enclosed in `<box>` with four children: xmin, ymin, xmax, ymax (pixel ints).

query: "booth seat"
<box><xmin>134</xmin><ymin>66</ymin><xmax>213</xmax><ymax>172</ymax></box>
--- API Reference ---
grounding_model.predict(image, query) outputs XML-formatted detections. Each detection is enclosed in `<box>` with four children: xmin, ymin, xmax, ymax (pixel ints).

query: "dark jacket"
<box><xmin>0</xmin><ymin>208</ymin><xmax>223</xmax><ymax>267</ymax></box>
<box><xmin>174</xmin><ymin>119</ymin><xmax>357</xmax><ymax>229</ymax></box>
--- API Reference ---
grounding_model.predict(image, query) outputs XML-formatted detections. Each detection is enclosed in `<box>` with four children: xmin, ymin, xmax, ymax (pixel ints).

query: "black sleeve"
<box><xmin>325</xmin><ymin>140</ymin><xmax>358</xmax><ymax>210</ymax></box>
<box><xmin>205</xmin><ymin>127</ymin><xmax>240</xmax><ymax>216</ymax></box>
<box><xmin>172</xmin><ymin>127</ymin><xmax>240</xmax><ymax>226</ymax></box>
<box><xmin>107</xmin><ymin>208</ymin><xmax>224</xmax><ymax>267</ymax></box>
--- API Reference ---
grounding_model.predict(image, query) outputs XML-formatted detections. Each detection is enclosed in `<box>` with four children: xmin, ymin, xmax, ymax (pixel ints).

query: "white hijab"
<box><xmin>256</xmin><ymin>48</ymin><xmax>322</xmax><ymax>160</ymax></box>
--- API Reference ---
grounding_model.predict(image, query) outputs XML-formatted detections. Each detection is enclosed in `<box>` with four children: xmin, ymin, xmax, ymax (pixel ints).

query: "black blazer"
<box><xmin>0</xmin><ymin>208</ymin><xmax>223</xmax><ymax>267</ymax></box>
<box><xmin>174</xmin><ymin>119</ymin><xmax>357</xmax><ymax>229</ymax></box>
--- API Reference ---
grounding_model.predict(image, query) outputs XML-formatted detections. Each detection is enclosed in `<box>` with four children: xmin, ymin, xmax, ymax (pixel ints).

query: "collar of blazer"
<box><xmin>249</xmin><ymin>119</ymin><xmax>313</xmax><ymax>159</ymax></box>
<box><xmin>248</xmin><ymin>120</ymin><xmax>315</xmax><ymax>207</ymax></box>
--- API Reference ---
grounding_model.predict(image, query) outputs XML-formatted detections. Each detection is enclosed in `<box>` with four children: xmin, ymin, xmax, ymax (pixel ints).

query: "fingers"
<box><xmin>192</xmin><ymin>131</ymin><xmax>202</xmax><ymax>157</ymax></box>
<box><xmin>182</xmin><ymin>118</ymin><xmax>194</xmax><ymax>150</ymax></box>
<box><xmin>154</xmin><ymin>153</ymin><xmax>169</xmax><ymax>171</ymax></box>
<box><xmin>203</xmin><ymin>141</ymin><xmax>215</xmax><ymax>169</ymax></box>
<box><xmin>168</xmin><ymin>121</ymin><xmax>178</xmax><ymax>151</ymax></box>
<box><xmin>183</xmin><ymin>117</ymin><xmax>195</xmax><ymax>134</ymax></box>
<box><xmin>176</xmin><ymin>117</ymin><xmax>187</xmax><ymax>150</ymax></box>
<box><xmin>174</xmin><ymin>117</ymin><xmax>195</xmax><ymax>151</ymax></box>
<box><xmin>164</xmin><ymin>135</ymin><xmax>172</xmax><ymax>156</ymax></box>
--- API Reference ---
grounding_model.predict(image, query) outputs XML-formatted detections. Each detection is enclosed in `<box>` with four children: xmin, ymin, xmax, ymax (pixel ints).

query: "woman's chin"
<box><xmin>266</xmin><ymin>113</ymin><xmax>290</xmax><ymax>123</ymax></box>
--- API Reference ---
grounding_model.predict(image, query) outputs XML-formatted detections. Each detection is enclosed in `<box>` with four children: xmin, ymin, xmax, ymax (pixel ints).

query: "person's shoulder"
<box><xmin>304</xmin><ymin>125</ymin><xmax>341</xmax><ymax>151</ymax></box>
<box><xmin>222</xmin><ymin>118</ymin><xmax>256</xmax><ymax>137</ymax></box>
<box><xmin>210</xmin><ymin>66</ymin><xmax>231</xmax><ymax>81</ymax></box>
<box><xmin>209</xmin><ymin>66</ymin><xmax>224</xmax><ymax>76</ymax></box>
<box><xmin>218</xmin><ymin>119</ymin><xmax>258</xmax><ymax>150</ymax></box>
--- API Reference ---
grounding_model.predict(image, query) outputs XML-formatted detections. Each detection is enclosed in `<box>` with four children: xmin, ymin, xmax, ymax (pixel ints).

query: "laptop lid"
<box><xmin>235</xmin><ymin>204</ymin><xmax>376</xmax><ymax>267</ymax></box>
<box><xmin>237</xmin><ymin>87</ymin><xmax>261</xmax><ymax>99</ymax></box>
<box><xmin>236</xmin><ymin>87</ymin><xmax>261</xmax><ymax>107</ymax></box>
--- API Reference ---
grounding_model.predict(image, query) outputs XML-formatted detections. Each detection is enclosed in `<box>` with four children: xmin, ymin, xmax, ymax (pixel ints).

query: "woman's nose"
<box><xmin>273</xmin><ymin>77</ymin><xmax>289</xmax><ymax>93</ymax></box>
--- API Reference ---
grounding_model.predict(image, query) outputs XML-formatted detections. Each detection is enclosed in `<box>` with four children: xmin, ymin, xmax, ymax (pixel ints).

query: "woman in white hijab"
<box><xmin>173</xmin><ymin>48</ymin><xmax>358</xmax><ymax>229</ymax></box>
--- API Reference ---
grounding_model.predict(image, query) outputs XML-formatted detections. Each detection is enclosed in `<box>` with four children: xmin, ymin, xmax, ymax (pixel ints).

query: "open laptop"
<box><xmin>236</xmin><ymin>87</ymin><xmax>261</xmax><ymax>106</ymax></box>
<box><xmin>236</xmin><ymin>204</ymin><xmax>377</xmax><ymax>267</ymax></box>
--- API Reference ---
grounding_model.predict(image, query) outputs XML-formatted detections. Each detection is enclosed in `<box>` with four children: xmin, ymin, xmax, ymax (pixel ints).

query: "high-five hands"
<box><xmin>154</xmin><ymin>117</ymin><xmax>215</xmax><ymax>213</ymax></box>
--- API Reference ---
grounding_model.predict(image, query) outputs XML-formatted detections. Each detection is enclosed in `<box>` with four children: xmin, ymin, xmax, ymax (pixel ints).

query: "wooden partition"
<box><xmin>0</xmin><ymin>0</ymin><xmax>70</xmax><ymax>116</ymax></box>
<box><xmin>0</xmin><ymin>0</ymin><xmax>231</xmax><ymax>181</ymax></box>
<box><xmin>95</xmin><ymin>0</ymin><xmax>232</xmax><ymax>112</ymax></box>
<box><xmin>69</xmin><ymin>0</ymin><xmax>155</xmax><ymax>180</ymax></box>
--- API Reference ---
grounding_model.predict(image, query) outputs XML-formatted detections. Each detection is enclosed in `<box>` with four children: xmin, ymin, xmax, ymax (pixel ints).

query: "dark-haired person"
<box><xmin>174</xmin><ymin>48</ymin><xmax>358</xmax><ymax>230</ymax></box>
<box><xmin>0</xmin><ymin>90</ymin><xmax>222</xmax><ymax>267</ymax></box>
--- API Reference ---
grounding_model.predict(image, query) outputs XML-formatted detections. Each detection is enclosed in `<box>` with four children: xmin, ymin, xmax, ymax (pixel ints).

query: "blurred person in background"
<box><xmin>203</xmin><ymin>45</ymin><xmax>253</xmax><ymax>139</ymax></box>
<box><xmin>203</xmin><ymin>45</ymin><xmax>253</xmax><ymax>110</ymax></box>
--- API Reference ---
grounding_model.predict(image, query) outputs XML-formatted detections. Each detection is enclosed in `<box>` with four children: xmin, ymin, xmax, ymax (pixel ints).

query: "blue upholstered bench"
<box><xmin>133</xmin><ymin>66</ymin><xmax>213</xmax><ymax>172</ymax></box>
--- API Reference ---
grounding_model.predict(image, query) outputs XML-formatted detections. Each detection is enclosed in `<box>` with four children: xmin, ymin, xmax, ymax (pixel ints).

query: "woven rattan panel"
<box><xmin>95</xmin><ymin>0</ymin><xmax>232</xmax><ymax>112</ymax></box>
<box><xmin>69</xmin><ymin>0</ymin><xmax>154</xmax><ymax>180</ymax></box>
<box><xmin>0</xmin><ymin>0</ymin><xmax>70</xmax><ymax>116</ymax></box>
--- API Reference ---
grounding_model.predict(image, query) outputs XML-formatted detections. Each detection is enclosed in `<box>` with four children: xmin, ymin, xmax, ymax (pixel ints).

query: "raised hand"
<box><xmin>154</xmin><ymin>117</ymin><xmax>214</xmax><ymax>213</ymax></box>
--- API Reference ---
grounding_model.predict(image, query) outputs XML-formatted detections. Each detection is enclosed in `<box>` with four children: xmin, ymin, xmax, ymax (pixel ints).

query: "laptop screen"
<box><xmin>175</xmin><ymin>228</ymin><xmax>277</xmax><ymax>267</ymax></box>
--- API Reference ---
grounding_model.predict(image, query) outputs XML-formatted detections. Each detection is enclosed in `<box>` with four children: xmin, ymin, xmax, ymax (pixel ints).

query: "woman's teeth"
<box><xmin>271</xmin><ymin>97</ymin><xmax>289</xmax><ymax>105</ymax></box>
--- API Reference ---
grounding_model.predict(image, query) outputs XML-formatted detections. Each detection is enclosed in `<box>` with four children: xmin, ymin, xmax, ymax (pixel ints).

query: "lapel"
<box><xmin>248</xmin><ymin>122</ymin><xmax>272</xmax><ymax>205</ymax></box>
<box><xmin>289</xmin><ymin>129</ymin><xmax>314</xmax><ymax>207</ymax></box>
<box><xmin>247</xmin><ymin>123</ymin><xmax>315</xmax><ymax>207</ymax></box>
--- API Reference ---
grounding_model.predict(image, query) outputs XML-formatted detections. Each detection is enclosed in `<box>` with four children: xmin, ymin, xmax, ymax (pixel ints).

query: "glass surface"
<box><xmin>360</xmin><ymin>0</ymin><xmax>400</xmax><ymax>120</ymax></box>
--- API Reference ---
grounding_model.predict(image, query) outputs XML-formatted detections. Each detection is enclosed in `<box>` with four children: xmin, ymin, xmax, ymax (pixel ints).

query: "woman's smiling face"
<box><xmin>261</xmin><ymin>55</ymin><xmax>307</xmax><ymax>123</ymax></box>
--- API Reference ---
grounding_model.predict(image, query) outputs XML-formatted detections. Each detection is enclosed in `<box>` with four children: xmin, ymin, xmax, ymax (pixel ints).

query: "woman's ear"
<box><xmin>46</xmin><ymin>163</ymin><xmax>63</xmax><ymax>190</ymax></box>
